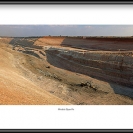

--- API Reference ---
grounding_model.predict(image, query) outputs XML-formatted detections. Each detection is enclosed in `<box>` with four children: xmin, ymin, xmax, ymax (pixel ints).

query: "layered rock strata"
<box><xmin>46</xmin><ymin>47</ymin><xmax>133</xmax><ymax>88</ymax></box>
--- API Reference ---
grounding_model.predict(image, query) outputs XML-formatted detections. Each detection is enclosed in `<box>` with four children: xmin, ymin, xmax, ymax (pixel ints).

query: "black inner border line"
<box><xmin>0</xmin><ymin>1</ymin><xmax>133</xmax><ymax>4</ymax></box>
<box><xmin>0</xmin><ymin>129</ymin><xmax>133</xmax><ymax>132</ymax></box>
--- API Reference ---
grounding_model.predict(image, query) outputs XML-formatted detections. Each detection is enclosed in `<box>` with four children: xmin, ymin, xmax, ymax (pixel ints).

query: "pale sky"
<box><xmin>0</xmin><ymin>25</ymin><xmax>133</xmax><ymax>37</ymax></box>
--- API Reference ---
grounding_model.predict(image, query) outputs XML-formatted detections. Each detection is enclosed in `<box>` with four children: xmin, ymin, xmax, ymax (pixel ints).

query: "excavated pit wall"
<box><xmin>1</xmin><ymin>37</ymin><xmax>133</xmax><ymax>98</ymax></box>
<box><xmin>46</xmin><ymin>47</ymin><xmax>133</xmax><ymax>88</ymax></box>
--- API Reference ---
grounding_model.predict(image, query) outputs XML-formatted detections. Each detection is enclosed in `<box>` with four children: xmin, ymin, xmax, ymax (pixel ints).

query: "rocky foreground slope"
<box><xmin>0</xmin><ymin>36</ymin><xmax>133</xmax><ymax>104</ymax></box>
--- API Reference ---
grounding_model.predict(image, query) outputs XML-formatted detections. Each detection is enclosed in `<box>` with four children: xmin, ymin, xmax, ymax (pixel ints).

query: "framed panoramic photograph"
<box><xmin>0</xmin><ymin>1</ymin><xmax>133</xmax><ymax>132</ymax></box>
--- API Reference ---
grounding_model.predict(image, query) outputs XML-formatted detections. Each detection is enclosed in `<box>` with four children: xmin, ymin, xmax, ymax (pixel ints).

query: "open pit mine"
<box><xmin>0</xmin><ymin>36</ymin><xmax>133</xmax><ymax>105</ymax></box>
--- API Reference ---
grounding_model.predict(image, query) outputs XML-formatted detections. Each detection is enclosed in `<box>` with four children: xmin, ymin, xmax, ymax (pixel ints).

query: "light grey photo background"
<box><xmin>0</xmin><ymin>4</ymin><xmax>133</xmax><ymax>129</ymax></box>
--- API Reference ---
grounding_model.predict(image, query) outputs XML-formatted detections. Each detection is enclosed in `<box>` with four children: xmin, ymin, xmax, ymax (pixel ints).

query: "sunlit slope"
<box><xmin>0</xmin><ymin>42</ymin><xmax>69</xmax><ymax>105</ymax></box>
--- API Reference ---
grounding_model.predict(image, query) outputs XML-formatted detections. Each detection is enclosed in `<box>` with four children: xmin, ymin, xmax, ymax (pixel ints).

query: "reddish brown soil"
<box><xmin>34</xmin><ymin>36</ymin><xmax>133</xmax><ymax>51</ymax></box>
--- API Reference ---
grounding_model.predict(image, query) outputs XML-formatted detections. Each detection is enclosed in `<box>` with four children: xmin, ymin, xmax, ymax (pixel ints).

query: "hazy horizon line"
<box><xmin>0</xmin><ymin>35</ymin><xmax>133</xmax><ymax>38</ymax></box>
